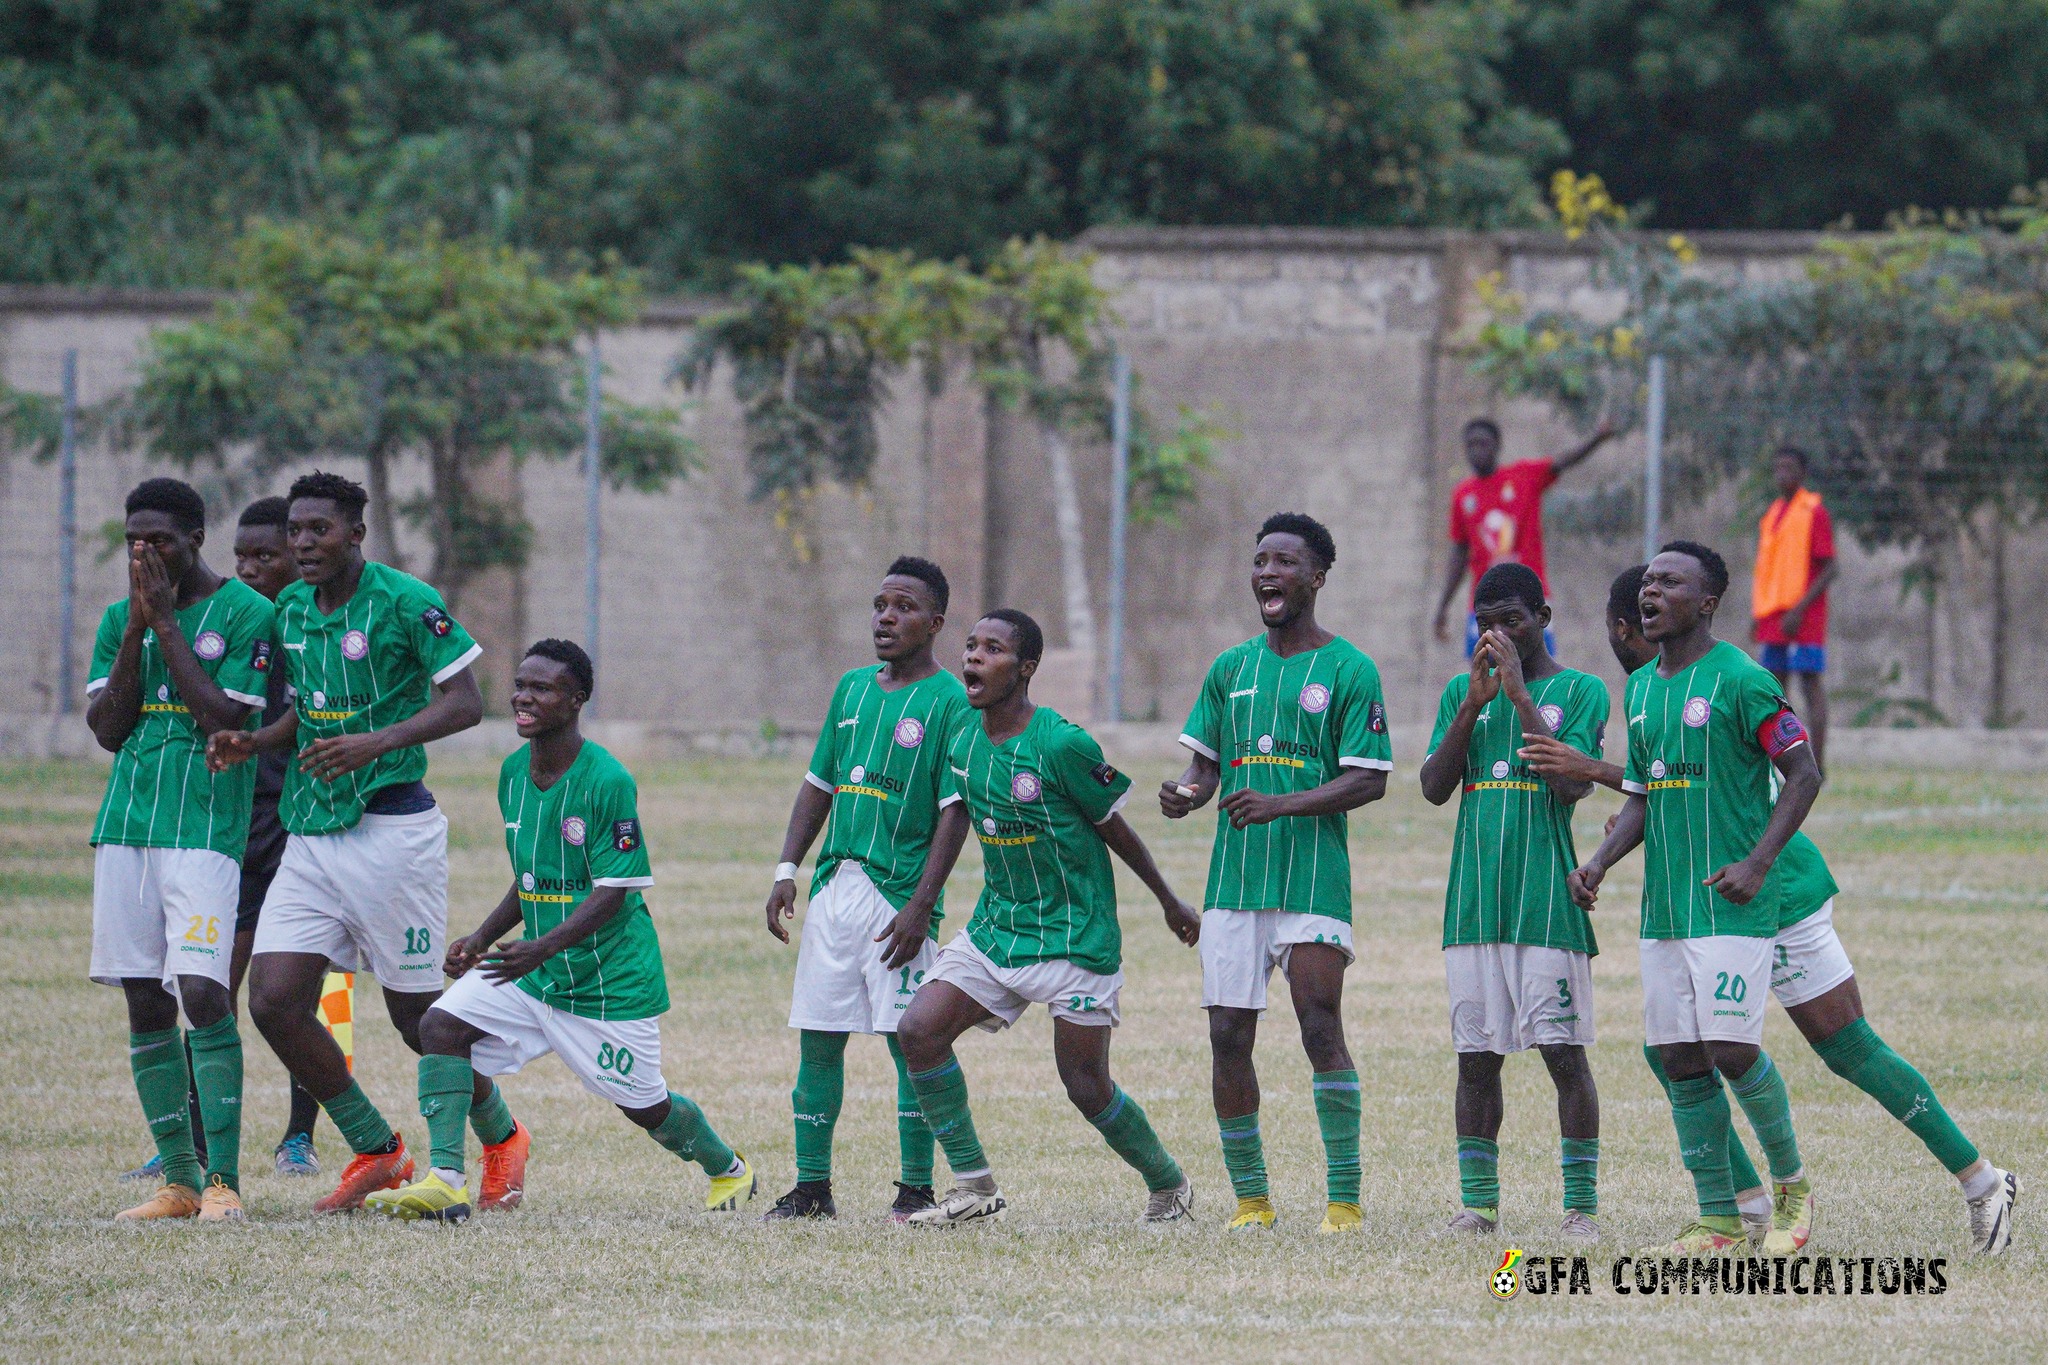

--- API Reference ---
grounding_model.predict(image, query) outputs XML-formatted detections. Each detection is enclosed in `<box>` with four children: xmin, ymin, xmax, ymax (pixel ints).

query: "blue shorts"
<box><xmin>1760</xmin><ymin>642</ymin><xmax>1826</xmax><ymax>675</ymax></box>
<box><xmin>1466</xmin><ymin>614</ymin><xmax>1557</xmax><ymax>659</ymax></box>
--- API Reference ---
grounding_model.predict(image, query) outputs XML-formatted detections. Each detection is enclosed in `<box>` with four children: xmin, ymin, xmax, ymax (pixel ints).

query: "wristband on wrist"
<box><xmin>774</xmin><ymin>861</ymin><xmax>800</xmax><ymax>886</ymax></box>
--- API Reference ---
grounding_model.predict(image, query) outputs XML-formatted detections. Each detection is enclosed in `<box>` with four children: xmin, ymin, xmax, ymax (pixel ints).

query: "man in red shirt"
<box><xmin>1433</xmin><ymin>417</ymin><xmax>1617</xmax><ymax>655</ymax></box>
<box><xmin>1751</xmin><ymin>446</ymin><xmax>1837</xmax><ymax>771</ymax></box>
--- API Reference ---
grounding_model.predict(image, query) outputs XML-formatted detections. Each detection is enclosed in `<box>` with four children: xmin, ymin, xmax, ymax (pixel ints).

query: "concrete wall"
<box><xmin>4</xmin><ymin>229</ymin><xmax>2043</xmax><ymax>740</ymax></box>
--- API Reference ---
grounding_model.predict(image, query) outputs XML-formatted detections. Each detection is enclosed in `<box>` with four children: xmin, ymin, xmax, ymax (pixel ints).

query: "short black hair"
<box><xmin>126</xmin><ymin>477</ymin><xmax>206</xmax><ymax>533</ymax></box>
<box><xmin>979</xmin><ymin>608</ymin><xmax>1043</xmax><ymax>665</ymax></box>
<box><xmin>238</xmin><ymin>495</ymin><xmax>290</xmax><ymax>530</ymax></box>
<box><xmin>1659</xmin><ymin>539</ymin><xmax>1730</xmax><ymax>598</ymax></box>
<box><xmin>1256</xmin><ymin>512</ymin><xmax>1336</xmax><ymax>569</ymax></box>
<box><xmin>287</xmin><ymin>470</ymin><xmax>368</xmax><ymax>524</ymax></box>
<box><xmin>523</xmin><ymin>638</ymin><xmax>594</xmax><ymax>700</ymax></box>
<box><xmin>1773</xmin><ymin>444</ymin><xmax>1808</xmax><ymax>469</ymax></box>
<box><xmin>884</xmin><ymin>556</ymin><xmax>949</xmax><ymax>613</ymax></box>
<box><xmin>1608</xmin><ymin>564</ymin><xmax>1648</xmax><ymax>630</ymax></box>
<box><xmin>1473</xmin><ymin>563</ymin><xmax>1545</xmax><ymax>615</ymax></box>
<box><xmin>1463</xmin><ymin>417</ymin><xmax>1502</xmax><ymax>442</ymax></box>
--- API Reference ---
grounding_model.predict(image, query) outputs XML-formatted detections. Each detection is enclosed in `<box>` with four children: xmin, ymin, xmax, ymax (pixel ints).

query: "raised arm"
<box><xmin>87</xmin><ymin>604</ymin><xmax>147</xmax><ymax>753</ymax></box>
<box><xmin>1549</xmin><ymin>417</ymin><xmax>1618</xmax><ymax>475</ymax></box>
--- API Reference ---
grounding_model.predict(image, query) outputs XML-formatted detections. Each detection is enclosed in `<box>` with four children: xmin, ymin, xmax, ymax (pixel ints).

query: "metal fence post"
<box><xmin>584</xmin><ymin>336</ymin><xmax>602</xmax><ymax>717</ymax></box>
<box><xmin>57</xmin><ymin>349</ymin><xmax>79</xmax><ymax>714</ymax></box>
<box><xmin>1106</xmin><ymin>349</ymin><xmax>1132</xmax><ymax>725</ymax></box>
<box><xmin>1643</xmin><ymin>354</ymin><xmax>1666</xmax><ymax>563</ymax></box>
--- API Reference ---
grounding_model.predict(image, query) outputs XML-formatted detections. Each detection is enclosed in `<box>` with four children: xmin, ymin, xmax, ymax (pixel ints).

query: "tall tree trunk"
<box><xmin>1039</xmin><ymin>417</ymin><xmax>1098</xmax><ymax>657</ymax></box>
<box><xmin>430</xmin><ymin>437</ymin><xmax>465</xmax><ymax>618</ymax></box>
<box><xmin>364</xmin><ymin>443</ymin><xmax>406</xmax><ymax>571</ymax></box>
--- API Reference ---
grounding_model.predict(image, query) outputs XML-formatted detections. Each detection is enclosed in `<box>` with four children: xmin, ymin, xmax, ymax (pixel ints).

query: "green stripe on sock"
<box><xmin>418</xmin><ymin>1055</ymin><xmax>475</xmax><ymax>1174</ymax></box>
<box><xmin>1314</xmin><ymin>1069</ymin><xmax>1362</xmax><ymax>1204</ymax></box>
<box><xmin>792</xmin><ymin>1030</ymin><xmax>846</xmax><ymax>1184</ymax></box>
<box><xmin>321</xmin><ymin>1078</ymin><xmax>396</xmax><ymax>1157</ymax></box>
<box><xmin>1218</xmin><ymin>1110</ymin><xmax>1268</xmax><ymax>1200</ymax></box>
<box><xmin>1087</xmin><ymin>1087</ymin><xmax>1183</xmax><ymax>1193</ymax></box>
<box><xmin>650</xmin><ymin>1092</ymin><xmax>736</xmax><ymax>1176</ymax></box>
<box><xmin>1457</xmin><ymin>1136</ymin><xmax>1499</xmax><ymax>1210</ymax></box>
<box><xmin>130</xmin><ymin>1028</ymin><xmax>203</xmax><ymax>1191</ymax></box>
<box><xmin>908</xmin><ymin>1058</ymin><xmax>987</xmax><ymax>1176</ymax></box>
<box><xmin>1728</xmin><ymin>1053</ymin><xmax>1803</xmax><ymax>1183</ymax></box>
<box><xmin>1560</xmin><ymin>1136</ymin><xmax>1599</xmax><ymax>1214</ymax></box>
<box><xmin>469</xmin><ymin>1079</ymin><xmax>516</xmax><ymax>1148</ymax></box>
<box><xmin>1669</xmin><ymin>1072</ymin><xmax>1739</xmax><ymax>1218</ymax></box>
<box><xmin>186</xmin><ymin>1015</ymin><xmax>243</xmax><ymax>1191</ymax></box>
<box><xmin>1814</xmin><ymin>1019</ymin><xmax>1980</xmax><ymax>1175</ymax></box>
<box><xmin>885</xmin><ymin>1032</ymin><xmax>935</xmax><ymax>1188</ymax></box>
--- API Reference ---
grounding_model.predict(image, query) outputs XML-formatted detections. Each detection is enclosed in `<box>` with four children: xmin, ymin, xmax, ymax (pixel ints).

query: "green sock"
<box><xmin>418</xmin><ymin>1055</ymin><xmax>475</xmax><ymax>1174</ymax></box>
<box><xmin>1313</xmin><ymin>1069</ymin><xmax>1362</xmax><ymax>1204</ymax></box>
<box><xmin>1087</xmin><ymin>1087</ymin><xmax>1183</xmax><ymax>1193</ymax></box>
<box><xmin>907</xmin><ymin>1058</ymin><xmax>988</xmax><ymax>1177</ymax></box>
<box><xmin>1561</xmin><ymin>1137</ymin><xmax>1599</xmax><ymax>1214</ymax></box>
<box><xmin>469</xmin><ymin>1079</ymin><xmax>516</xmax><ymax>1147</ymax></box>
<box><xmin>649</xmin><ymin>1093</ymin><xmax>737</xmax><ymax>1176</ymax></box>
<box><xmin>322</xmin><ymin>1078</ymin><xmax>396</xmax><ymax>1157</ymax></box>
<box><xmin>1457</xmin><ymin>1136</ymin><xmax>1499</xmax><ymax>1212</ymax></box>
<box><xmin>1813</xmin><ymin>1018</ymin><xmax>1980</xmax><ymax>1174</ymax></box>
<box><xmin>1668</xmin><ymin>1072</ymin><xmax>1739</xmax><ymax>1218</ymax></box>
<box><xmin>1645</xmin><ymin>1045</ymin><xmax>1763</xmax><ymax>1192</ymax></box>
<box><xmin>792</xmin><ymin>1030</ymin><xmax>847</xmax><ymax>1184</ymax></box>
<box><xmin>130</xmin><ymin>1028</ymin><xmax>203</xmax><ymax>1191</ymax></box>
<box><xmin>885</xmin><ymin>1032</ymin><xmax>935</xmax><ymax>1187</ymax></box>
<box><xmin>186</xmin><ymin>1015</ymin><xmax>243</xmax><ymax>1192</ymax></box>
<box><xmin>1217</xmin><ymin>1110</ymin><xmax>1268</xmax><ymax>1199</ymax></box>
<box><xmin>1727</xmin><ymin>1052</ymin><xmax>1803</xmax><ymax>1182</ymax></box>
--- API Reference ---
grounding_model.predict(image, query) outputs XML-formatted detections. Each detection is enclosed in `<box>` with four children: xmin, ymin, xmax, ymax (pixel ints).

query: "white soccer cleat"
<box><xmin>907</xmin><ymin>1182</ymin><xmax>1007</xmax><ymax>1228</ymax></box>
<box><xmin>1559</xmin><ymin>1210</ymin><xmax>1600</xmax><ymax>1244</ymax></box>
<box><xmin>1141</xmin><ymin>1177</ymin><xmax>1194</xmax><ymax>1226</ymax></box>
<box><xmin>1967</xmin><ymin>1169</ymin><xmax>2021</xmax><ymax>1255</ymax></box>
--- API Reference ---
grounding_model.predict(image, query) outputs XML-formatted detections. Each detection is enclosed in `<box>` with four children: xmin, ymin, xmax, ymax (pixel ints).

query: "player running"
<box><xmin>1568</xmin><ymin>541</ymin><xmax>1822</xmax><ymax>1256</ymax></box>
<box><xmin>897</xmin><ymin>610</ymin><xmax>1201</xmax><ymax>1227</ymax></box>
<box><xmin>209</xmin><ymin>471</ymin><xmax>510</xmax><ymax>1214</ymax></box>
<box><xmin>89</xmin><ymin>478</ymin><xmax>274</xmax><ymax>1222</ymax></box>
<box><xmin>763</xmin><ymin>557</ymin><xmax>970</xmax><ymax>1223</ymax></box>
<box><xmin>1526</xmin><ymin>565</ymin><xmax>2023</xmax><ymax>1255</ymax></box>
<box><xmin>366</xmin><ymin>640</ymin><xmax>755</xmax><ymax>1221</ymax></box>
<box><xmin>1159</xmin><ymin>513</ymin><xmax>1390</xmax><ymax>1233</ymax></box>
<box><xmin>1418</xmin><ymin>564</ymin><xmax>1606</xmax><ymax>1242</ymax></box>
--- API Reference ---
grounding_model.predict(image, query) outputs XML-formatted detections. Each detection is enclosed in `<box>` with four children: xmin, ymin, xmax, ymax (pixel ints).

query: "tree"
<box><xmin>125</xmin><ymin>221</ymin><xmax>696</xmax><ymax>622</ymax></box>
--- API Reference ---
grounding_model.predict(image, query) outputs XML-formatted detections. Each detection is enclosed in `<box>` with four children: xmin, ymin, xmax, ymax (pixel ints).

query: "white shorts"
<box><xmin>1640</xmin><ymin>935</ymin><xmax>1773</xmax><ymax>1045</ymax></box>
<box><xmin>1769</xmin><ymin>900</ymin><xmax>1855</xmax><ymax>1008</ymax></box>
<box><xmin>436</xmin><ymin>968</ymin><xmax>669</xmax><ymax>1109</ymax></box>
<box><xmin>90</xmin><ymin>845</ymin><xmax>239</xmax><ymax>990</ymax></box>
<box><xmin>1199</xmin><ymin>909</ymin><xmax>1354</xmax><ymax>1012</ymax></box>
<box><xmin>926</xmin><ymin>934</ymin><xmax>1123</xmax><ymax>1030</ymax></box>
<box><xmin>1444</xmin><ymin>943</ymin><xmax>1595</xmax><ymax>1053</ymax></box>
<box><xmin>251</xmin><ymin>810</ymin><xmax>449</xmax><ymax>993</ymax></box>
<box><xmin>788</xmin><ymin>863</ymin><xmax>940</xmax><ymax>1034</ymax></box>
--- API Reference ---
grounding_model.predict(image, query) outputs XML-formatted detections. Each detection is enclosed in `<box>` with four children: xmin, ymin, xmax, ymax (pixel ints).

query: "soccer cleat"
<box><xmin>1319</xmin><ymin>1201</ymin><xmax>1364</xmax><ymax>1234</ymax></box>
<box><xmin>1227</xmin><ymin>1196</ymin><xmax>1276</xmax><ymax>1231</ymax></box>
<box><xmin>363</xmin><ymin>1170</ymin><xmax>472</xmax><ymax>1223</ymax></box>
<box><xmin>888</xmin><ymin>1182</ymin><xmax>935</xmax><ymax>1224</ymax></box>
<box><xmin>116</xmin><ymin>1183</ymin><xmax>202</xmax><ymax>1222</ymax></box>
<box><xmin>1762</xmin><ymin>1179</ymin><xmax>1816</xmax><ymax>1255</ymax></box>
<box><xmin>198</xmin><ymin>1176</ymin><xmax>245</xmax><ymax>1222</ymax></box>
<box><xmin>1559</xmin><ymin>1210</ymin><xmax>1600</xmax><ymax>1244</ymax></box>
<box><xmin>478</xmin><ymin>1121</ymin><xmax>531</xmax><ymax>1212</ymax></box>
<box><xmin>1967</xmin><ymin>1169</ymin><xmax>2021</xmax><ymax>1255</ymax></box>
<box><xmin>312</xmin><ymin>1137</ymin><xmax>415</xmax><ymax>1214</ymax></box>
<box><xmin>119</xmin><ymin>1153</ymin><xmax>165</xmax><ymax>1184</ymax></box>
<box><xmin>273</xmin><ymin>1133</ymin><xmax>320</xmax><ymax>1178</ymax></box>
<box><xmin>1141</xmin><ymin>1177</ymin><xmax>1194</xmax><ymax>1226</ymax></box>
<box><xmin>1438</xmin><ymin>1208</ymin><xmax>1498</xmax><ymax>1237</ymax></box>
<box><xmin>1741</xmin><ymin>1208</ymin><xmax>1772</xmax><ymax>1247</ymax></box>
<box><xmin>1665</xmin><ymin>1220</ymin><xmax>1746</xmax><ymax>1255</ymax></box>
<box><xmin>907</xmin><ymin>1182</ymin><xmax>1007</xmax><ymax>1228</ymax></box>
<box><xmin>763</xmin><ymin>1180</ymin><xmax>838</xmax><ymax>1222</ymax></box>
<box><xmin>705</xmin><ymin>1152</ymin><xmax>756</xmax><ymax>1213</ymax></box>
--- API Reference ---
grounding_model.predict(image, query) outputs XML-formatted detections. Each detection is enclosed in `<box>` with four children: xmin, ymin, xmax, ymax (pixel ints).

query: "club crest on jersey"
<box><xmin>1491</xmin><ymin>760</ymin><xmax>1511</xmax><ymax>779</ymax></box>
<box><xmin>1011</xmin><ymin>771</ymin><xmax>1042</xmax><ymax>803</ymax></box>
<box><xmin>341</xmin><ymin>629</ymin><xmax>370</xmax><ymax>660</ymax></box>
<box><xmin>250</xmin><ymin>640</ymin><xmax>273</xmax><ymax>673</ymax></box>
<box><xmin>421</xmin><ymin>606</ymin><xmax>453</xmax><ymax>638</ymax></box>
<box><xmin>1299</xmin><ymin>682</ymin><xmax>1331</xmax><ymax>714</ymax></box>
<box><xmin>1683</xmin><ymin>697</ymin><xmax>1712</xmax><ymax>728</ymax></box>
<box><xmin>1650</xmin><ymin>759</ymin><xmax>1667</xmax><ymax>780</ymax></box>
<box><xmin>849</xmin><ymin>764</ymin><xmax>867</xmax><ymax>784</ymax></box>
<box><xmin>612</xmin><ymin>819</ymin><xmax>640</xmax><ymax>853</ymax></box>
<box><xmin>894</xmin><ymin>717</ymin><xmax>925</xmax><ymax>748</ymax></box>
<box><xmin>562</xmin><ymin>816</ymin><xmax>586</xmax><ymax>846</ymax></box>
<box><xmin>521</xmin><ymin>872</ymin><xmax>536</xmax><ymax>891</ymax></box>
<box><xmin>1539</xmin><ymin>703</ymin><xmax>1565</xmax><ymax>731</ymax></box>
<box><xmin>193</xmin><ymin>630</ymin><xmax>227</xmax><ymax>660</ymax></box>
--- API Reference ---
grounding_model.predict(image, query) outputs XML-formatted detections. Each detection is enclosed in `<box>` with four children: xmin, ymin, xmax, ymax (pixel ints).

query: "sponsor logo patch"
<box><xmin>421</xmin><ymin>606</ymin><xmax>453</xmax><ymax>639</ymax></box>
<box><xmin>250</xmin><ymin>639</ymin><xmax>273</xmax><ymax>673</ymax></box>
<box><xmin>193</xmin><ymin>630</ymin><xmax>226</xmax><ymax>660</ymax></box>
<box><xmin>612</xmin><ymin>819</ymin><xmax>640</xmax><ymax>853</ymax></box>
<box><xmin>521</xmin><ymin>872</ymin><xmax>536</xmax><ymax>891</ymax></box>
<box><xmin>561</xmin><ymin>816</ymin><xmax>586</xmax><ymax>846</ymax></box>
<box><xmin>311</xmin><ymin>690</ymin><xmax>327</xmax><ymax>710</ymax></box>
<box><xmin>1010</xmin><ymin>771</ymin><xmax>1042</xmax><ymax>803</ymax></box>
<box><xmin>1257</xmin><ymin>734</ymin><xmax>1275</xmax><ymax>754</ymax></box>
<box><xmin>1683</xmin><ymin>697</ymin><xmax>1711</xmax><ymax>728</ymax></box>
<box><xmin>1299</xmin><ymin>682</ymin><xmax>1331</xmax><ymax>714</ymax></box>
<box><xmin>1090</xmin><ymin>761</ymin><xmax>1120</xmax><ymax>788</ymax></box>
<box><xmin>982</xmin><ymin>817</ymin><xmax>998</xmax><ymax>835</ymax></box>
<box><xmin>1491</xmin><ymin>759</ymin><xmax>1511</xmax><ymax>779</ymax></box>
<box><xmin>849</xmin><ymin>764</ymin><xmax>867</xmax><ymax>784</ymax></box>
<box><xmin>1539</xmin><ymin>703</ymin><xmax>1564</xmax><ymax>731</ymax></box>
<box><xmin>341</xmin><ymin>629</ymin><xmax>370</xmax><ymax>661</ymax></box>
<box><xmin>1368</xmin><ymin>700</ymin><xmax>1387</xmax><ymax>734</ymax></box>
<box><xmin>894</xmin><ymin>717</ymin><xmax>925</xmax><ymax>748</ymax></box>
<box><xmin>1650</xmin><ymin>759</ymin><xmax>1666</xmax><ymax>779</ymax></box>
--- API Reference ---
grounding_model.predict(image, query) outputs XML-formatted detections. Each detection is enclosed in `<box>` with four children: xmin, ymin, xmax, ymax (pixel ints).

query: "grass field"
<box><xmin>2</xmin><ymin>745</ymin><xmax>2043</xmax><ymax>1362</ymax></box>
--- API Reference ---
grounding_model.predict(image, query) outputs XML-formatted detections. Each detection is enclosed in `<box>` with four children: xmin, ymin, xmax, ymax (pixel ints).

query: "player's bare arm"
<box><xmin>1159</xmin><ymin>751</ymin><xmax>1220</xmax><ymax>818</ymax></box>
<box><xmin>1222</xmin><ymin>764</ymin><xmax>1385</xmax><ymax>830</ymax></box>
<box><xmin>765</xmin><ymin>779</ymin><xmax>834</xmax><ymax>943</ymax></box>
<box><xmin>447</xmin><ymin>882</ymin><xmax>525</xmax><ymax>978</ymax></box>
<box><xmin>128</xmin><ymin>545</ymin><xmax>250</xmax><ymax>736</ymax></box>
<box><xmin>85</xmin><ymin>562</ymin><xmax>150</xmax><ymax>751</ymax></box>
<box><xmin>874</xmin><ymin>800</ymin><xmax>969</xmax><ymax>970</ymax></box>
<box><xmin>1419</xmin><ymin>634</ymin><xmax>1503</xmax><ymax>805</ymax></box>
<box><xmin>1704</xmin><ymin>734</ymin><xmax>1822</xmax><ymax>905</ymax></box>
<box><xmin>1096</xmin><ymin>813</ymin><xmax>1200</xmax><ymax>945</ymax></box>
<box><xmin>1431</xmin><ymin>542</ymin><xmax>1470</xmax><ymax>642</ymax></box>
<box><xmin>1568</xmin><ymin>792</ymin><xmax>1646</xmax><ymax>909</ymax></box>
<box><xmin>296</xmin><ymin>665</ymin><xmax>483</xmax><ymax>783</ymax></box>
<box><xmin>206</xmin><ymin>708</ymin><xmax>298</xmax><ymax>771</ymax></box>
<box><xmin>1519</xmin><ymin>735</ymin><xmax>1623</xmax><ymax>791</ymax></box>
<box><xmin>479</xmin><ymin>883</ymin><xmax>631</xmax><ymax>985</ymax></box>
<box><xmin>1485</xmin><ymin>627</ymin><xmax>1592</xmax><ymax>804</ymax></box>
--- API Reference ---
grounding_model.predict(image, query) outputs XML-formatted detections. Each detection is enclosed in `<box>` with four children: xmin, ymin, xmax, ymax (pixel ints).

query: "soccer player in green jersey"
<box><xmin>366</xmin><ymin>640</ymin><xmax>755</xmax><ymax>1221</ymax></box>
<box><xmin>88</xmin><ymin>478</ymin><xmax>274</xmax><ymax>1222</ymax></box>
<box><xmin>1527</xmin><ymin>565</ymin><xmax>2022</xmax><ymax>1255</ymax></box>
<box><xmin>763</xmin><ymin>557</ymin><xmax>971</xmax><ymax>1223</ymax></box>
<box><xmin>209</xmin><ymin>471</ymin><xmax>506</xmax><ymax>1215</ymax></box>
<box><xmin>1568</xmin><ymin>541</ymin><xmax>1823</xmax><ymax>1256</ymax></box>
<box><xmin>1419</xmin><ymin>564</ymin><xmax>1606</xmax><ymax>1243</ymax></box>
<box><xmin>898</xmin><ymin>609</ymin><xmax>1202</xmax><ymax>1227</ymax></box>
<box><xmin>1159</xmin><ymin>513</ymin><xmax>1390</xmax><ymax>1233</ymax></box>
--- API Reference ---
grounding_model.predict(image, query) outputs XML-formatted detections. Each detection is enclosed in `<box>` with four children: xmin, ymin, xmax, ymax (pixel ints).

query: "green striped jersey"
<box><xmin>942</xmin><ymin>706</ymin><xmax>1133</xmax><ymax>975</ymax></box>
<box><xmin>1428</xmin><ymin>668</ymin><xmax>1607</xmax><ymax>954</ymax></box>
<box><xmin>274</xmin><ymin>562</ymin><xmax>481</xmax><ymax>835</ymax></box>
<box><xmin>88</xmin><ymin>579</ymin><xmax>275</xmax><ymax>860</ymax></box>
<box><xmin>499</xmin><ymin>740</ymin><xmax>666</xmax><ymax>1021</ymax></box>
<box><xmin>1180</xmin><ymin>635</ymin><xmax>1392</xmax><ymax>922</ymax></box>
<box><xmin>1623</xmin><ymin>640</ymin><xmax>1812</xmax><ymax>939</ymax></box>
<box><xmin>805</xmin><ymin>665</ymin><xmax>973</xmax><ymax>915</ymax></box>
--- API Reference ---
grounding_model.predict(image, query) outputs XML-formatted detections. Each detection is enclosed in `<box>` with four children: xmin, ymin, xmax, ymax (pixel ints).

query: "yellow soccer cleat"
<box><xmin>706</xmin><ymin>1152</ymin><xmax>756</xmax><ymax>1213</ymax></box>
<box><xmin>363</xmin><ymin>1170</ymin><xmax>472</xmax><ymax>1224</ymax></box>
<box><xmin>1319</xmin><ymin>1201</ymin><xmax>1363</xmax><ymax>1234</ymax></box>
<box><xmin>1665</xmin><ymin>1219</ymin><xmax>1747</xmax><ymax>1255</ymax></box>
<box><xmin>1762</xmin><ymin>1178</ymin><xmax>1816</xmax><ymax>1255</ymax></box>
<box><xmin>1228</xmin><ymin>1196</ymin><xmax>1276</xmax><ymax>1231</ymax></box>
<box><xmin>198</xmin><ymin>1176</ymin><xmax>244</xmax><ymax>1222</ymax></box>
<box><xmin>115</xmin><ymin>1183</ymin><xmax>202</xmax><ymax>1222</ymax></box>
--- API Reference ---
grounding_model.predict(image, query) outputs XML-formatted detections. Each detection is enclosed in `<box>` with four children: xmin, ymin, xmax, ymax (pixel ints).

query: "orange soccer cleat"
<box><xmin>312</xmin><ymin>1136</ymin><xmax>415</xmax><ymax>1214</ymax></box>
<box><xmin>478</xmin><ymin>1121</ymin><xmax>531</xmax><ymax>1212</ymax></box>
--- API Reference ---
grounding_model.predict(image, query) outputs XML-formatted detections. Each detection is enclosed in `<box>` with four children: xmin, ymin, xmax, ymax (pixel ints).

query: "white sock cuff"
<box><xmin>1961</xmin><ymin>1162</ymin><xmax>2002</xmax><ymax>1200</ymax></box>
